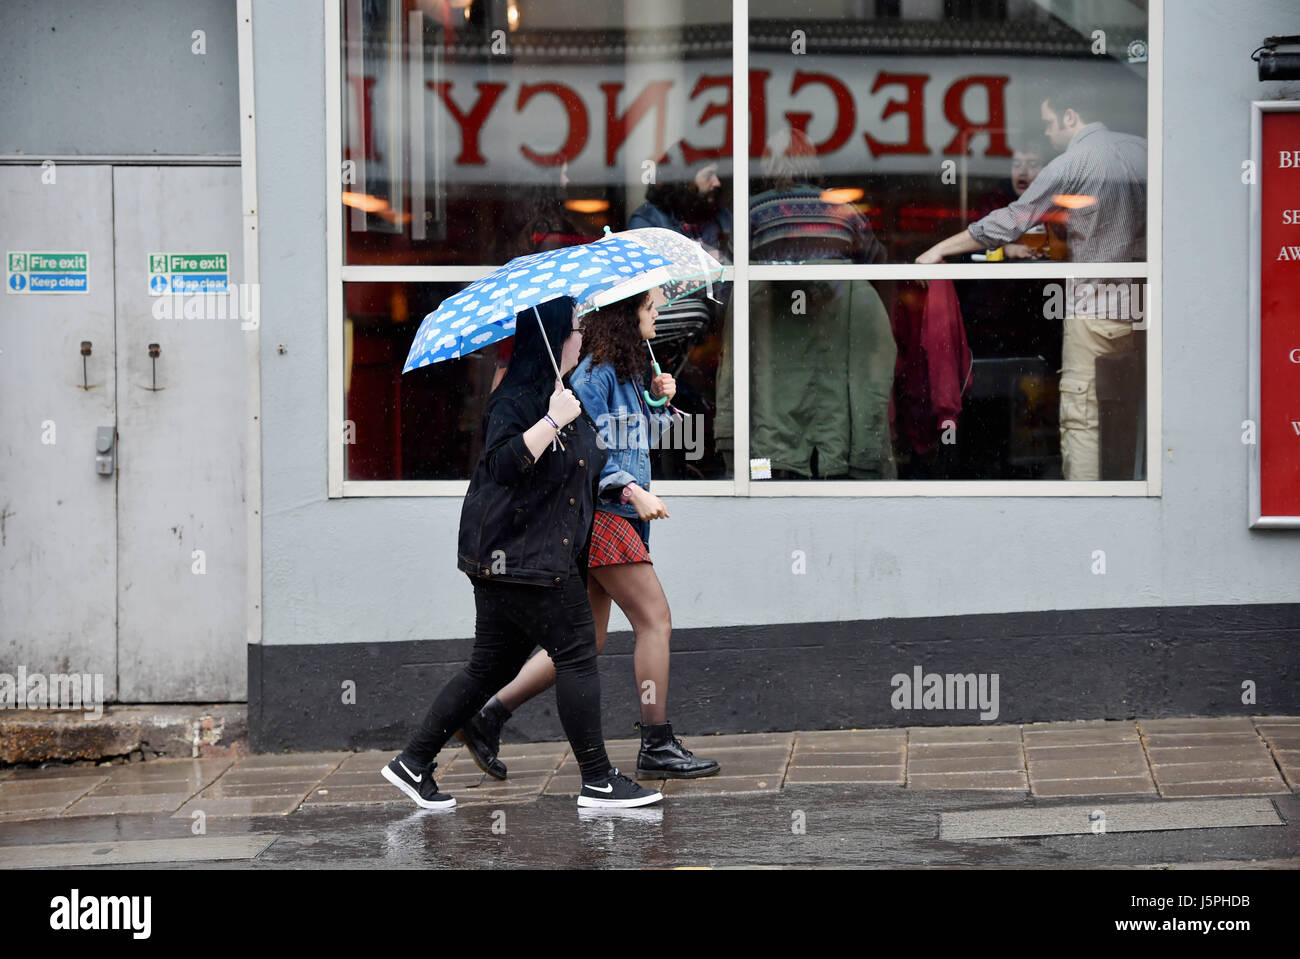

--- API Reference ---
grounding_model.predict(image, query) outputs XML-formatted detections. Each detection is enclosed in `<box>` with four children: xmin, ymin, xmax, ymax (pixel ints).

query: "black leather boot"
<box><xmin>455</xmin><ymin>696</ymin><xmax>511</xmax><ymax>780</ymax></box>
<box><xmin>635</xmin><ymin>721</ymin><xmax>720</xmax><ymax>779</ymax></box>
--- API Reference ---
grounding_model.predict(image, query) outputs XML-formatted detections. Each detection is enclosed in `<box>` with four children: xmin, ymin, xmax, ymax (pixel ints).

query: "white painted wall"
<box><xmin>254</xmin><ymin>0</ymin><xmax>1300</xmax><ymax>647</ymax></box>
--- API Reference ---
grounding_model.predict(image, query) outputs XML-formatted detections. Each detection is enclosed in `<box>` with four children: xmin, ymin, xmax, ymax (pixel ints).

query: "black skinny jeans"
<box><xmin>404</xmin><ymin>563</ymin><xmax>612</xmax><ymax>782</ymax></box>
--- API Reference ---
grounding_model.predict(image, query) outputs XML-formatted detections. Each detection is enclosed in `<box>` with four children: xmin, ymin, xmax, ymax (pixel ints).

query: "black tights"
<box><xmin>404</xmin><ymin>566</ymin><xmax>611</xmax><ymax>783</ymax></box>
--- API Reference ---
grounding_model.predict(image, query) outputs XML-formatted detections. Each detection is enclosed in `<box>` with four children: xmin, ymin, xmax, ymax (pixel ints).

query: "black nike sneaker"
<box><xmin>381</xmin><ymin>754</ymin><xmax>456</xmax><ymax>810</ymax></box>
<box><xmin>577</xmin><ymin>767</ymin><xmax>664</xmax><ymax>808</ymax></box>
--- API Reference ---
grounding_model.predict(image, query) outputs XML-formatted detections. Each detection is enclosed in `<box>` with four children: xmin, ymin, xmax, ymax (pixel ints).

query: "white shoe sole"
<box><xmin>576</xmin><ymin>789</ymin><xmax>664</xmax><ymax>808</ymax></box>
<box><xmin>381</xmin><ymin>764</ymin><xmax>456</xmax><ymax>809</ymax></box>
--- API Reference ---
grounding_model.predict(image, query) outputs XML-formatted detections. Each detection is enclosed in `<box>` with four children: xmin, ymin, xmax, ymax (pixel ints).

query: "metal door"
<box><xmin>113</xmin><ymin>166</ymin><xmax>246</xmax><ymax>701</ymax></box>
<box><xmin>1</xmin><ymin>165</ymin><xmax>119</xmax><ymax>699</ymax></box>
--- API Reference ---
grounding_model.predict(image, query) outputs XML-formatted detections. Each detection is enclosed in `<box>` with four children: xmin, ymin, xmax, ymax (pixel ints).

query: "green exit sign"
<box><xmin>20</xmin><ymin>253</ymin><xmax>87</xmax><ymax>272</ymax></box>
<box><xmin>150</xmin><ymin>253</ymin><xmax>228</xmax><ymax>273</ymax></box>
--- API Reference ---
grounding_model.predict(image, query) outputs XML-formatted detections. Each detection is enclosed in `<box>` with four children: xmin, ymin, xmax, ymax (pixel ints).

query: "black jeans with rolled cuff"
<box><xmin>404</xmin><ymin>562</ymin><xmax>612</xmax><ymax>783</ymax></box>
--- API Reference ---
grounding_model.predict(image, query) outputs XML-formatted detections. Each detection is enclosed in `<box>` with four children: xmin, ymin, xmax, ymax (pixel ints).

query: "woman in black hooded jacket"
<box><xmin>381</xmin><ymin>295</ymin><xmax>662</xmax><ymax>810</ymax></box>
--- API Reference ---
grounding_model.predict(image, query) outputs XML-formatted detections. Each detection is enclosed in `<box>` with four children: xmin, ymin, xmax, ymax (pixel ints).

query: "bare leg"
<box><xmin>589</xmin><ymin>562</ymin><xmax>671</xmax><ymax>725</ymax></box>
<box><xmin>494</xmin><ymin>574</ymin><xmax>613</xmax><ymax>712</ymax></box>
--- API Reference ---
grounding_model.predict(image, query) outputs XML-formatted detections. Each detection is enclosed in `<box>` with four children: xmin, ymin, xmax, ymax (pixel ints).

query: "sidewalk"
<box><xmin>2</xmin><ymin>716</ymin><xmax>1296</xmax><ymax>822</ymax></box>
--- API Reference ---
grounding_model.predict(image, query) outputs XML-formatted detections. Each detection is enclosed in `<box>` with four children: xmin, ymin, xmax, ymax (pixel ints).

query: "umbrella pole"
<box><xmin>533</xmin><ymin>305</ymin><xmax>566</xmax><ymax>451</ymax></box>
<box><xmin>532</xmin><ymin>305</ymin><xmax>564</xmax><ymax>383</ymax></box>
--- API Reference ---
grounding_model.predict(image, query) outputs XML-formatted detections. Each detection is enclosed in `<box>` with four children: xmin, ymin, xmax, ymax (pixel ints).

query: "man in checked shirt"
<box><xmin>917</xmin><ymin>87</ymin><xmax>1148</xmax><ymax>481</ymax></box>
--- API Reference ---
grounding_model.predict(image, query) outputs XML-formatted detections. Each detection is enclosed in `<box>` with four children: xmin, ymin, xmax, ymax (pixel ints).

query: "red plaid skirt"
<box><xmin>587</xmin><ymin>511</ymin><xmax>652</xmax><ymax>567</ymax></box>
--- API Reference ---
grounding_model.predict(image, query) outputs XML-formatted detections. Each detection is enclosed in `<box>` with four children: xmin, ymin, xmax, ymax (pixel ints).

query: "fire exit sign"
<box><xmin>6</xmin><ymin>251</ymin><xmax>89</xmax><ymax>294</ymax></box>
<box><xmin>148</xmin><ymin>252</ymin><xmax>229</xmax><ymax>294</ymax></box>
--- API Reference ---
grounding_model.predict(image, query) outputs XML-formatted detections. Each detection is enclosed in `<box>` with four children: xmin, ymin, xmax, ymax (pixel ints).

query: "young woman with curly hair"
<box><xmin>455</xmin><ymin>288</ymin><xmax>720</xmax><ymax>781</ymax></box>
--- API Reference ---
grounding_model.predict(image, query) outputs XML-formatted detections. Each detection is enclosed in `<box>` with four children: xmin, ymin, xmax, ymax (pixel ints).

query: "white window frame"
<box><xmin>326</xmin><ymin>0</ymin><xmax>1163</xmax><ymax>499</ymax></box>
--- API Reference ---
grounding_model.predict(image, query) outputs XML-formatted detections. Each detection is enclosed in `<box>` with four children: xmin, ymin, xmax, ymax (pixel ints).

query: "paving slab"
<box><xmin>303</xmin><ymin>785</ymin><xmax>421</xmax><ymax>806</ymax></box>
<box><xmin>783</xmin><ymin>765</ymin><xmax>904</xmax><ymax>785</ymax></box>
<box><xmin>1022</xmin><ymin>727</ymin><xmax>1139</xmax><ymax>747</ymax></box>
<box><xmin>0</xmin><ymin>791</ymin><xmax>89</xmax><ymax>814</ymax></box>
<box><xmin>97</xmin><ymin>759</ymin><xmax>233</xmax><ymax>781</ymax></box>
<box><xmin>198</xmin><ymin>782</ymin><xmax>315</xmax><ymax>799</ymax></box>
<box><xmin>0</xmin><ymin>807</ymin><xmax>77</xmax><ymax>822</ymax></box>
<box><xmin>172</xmin><ymin>796</ymin><xmax>305</xmax><ymax>817</ymax></box>
<box><xmin>211</xmin><ymin>765</ymin><xmax>336</xmax><ymax>785</ymax></box>
<box><xmin>907</xmin><ymin>771</ymin><xmax>1027</xmax><ymax>790</ymax></box>
<box><xmin>1146</xmin><ymin>744</ymin><xmax>1274</xmax><ymax>764</ymax></box>
<box><xmin>234</xmin><ymin>752</ymin><xmax>348</xmax><ymax>769</ymax></box>
<box><xmin>336</xmin><ymin>750</ymin><xmax>399</xmax><ymax>773</ymax></box>
<box><xmin>940</xmin><ymin>797</ymin><xmax>1282</xmax><ymax>840</ymax></box>
<box><xmin>1139</xmin><ymin>717</ymin><xmax>1258</xmax><ymax>734</ymax></box>
<box><xmin>659</xmin><ymin>775</ymin><xmax>781</xmax><ymax>796</ymax></box>
<box><xmin>1157</xmin><ymin>780</ymin><xmax>1291</xmax><ymax>798</ymax></box>
<box><xmin>670</xmin><ymin>733</ymin><xmax>794</xmax><ymax>749</ymax></box>
<box><xmin>2</xmin><ymin>765</ymin><xmax>110</xmax><ymax>782</ymax></box>
<box><xmin>1142</xmin><ymin>732</ymin><xmax>1262</xmax><ymax>747</ymax></box>
<box><xmin>447</xmin><ymin>786</ymin><xmax>548</xmax><ymax>806</ymax></box>
<box><xmin>62</xmin><ymin>795</ymin><xmax>193</xmax><ymax>816</ymax></box>
<box><xmin>81</xmin><ymin>781</ymin><xmax>202</xmax><ymax>797</ymax></box>
<box><xmin>1027</xmin><ymin>754</ymin><xmax>1152</xmax><ymax>779</ymax></box>
<box><xmin>1151</xmin><ymin>760</ymin><xmax>1284</xmax><ymax>785</ymax></box>
<box><xmin>793</xmin><ymin>731</ymin><xmax>905</xmax><ymax>747</ymax></box>
<box><xmin>0</xmin><ymin>776</ymin><xmax>107</xmax><ymax>795</ymax></box>
<box><xmin>789</xmin><ymin>749</ymin><xmax>905</xmax><ymax>766</ymax></box>
<box><xmin>907</xmin><ymin>726</ymin><xmax>1021</xmax><ymax>745</ymax></box>
<box><xmin>0</xmin><ymin>836</ymin><xmax>277</xmax><ymax>869</ymax></box>
<box><xmin>319</xmin><ymin>770</ymin><xmax>401</xmax><ymax>788</ymax></box>
<box><xmin>1031</xmin><ymin>776</ymin><xmax>1159</xmax><ymax>798</ymax></box>
<box><xmin>908</xmin><ymin>743</ymin><xmax>1022</xmax><ymax>761</ymax></box>
<box><xmin>911</xmin><ymin>755</ymin><xmax>1025</xmax><ymax>774</ymax></box>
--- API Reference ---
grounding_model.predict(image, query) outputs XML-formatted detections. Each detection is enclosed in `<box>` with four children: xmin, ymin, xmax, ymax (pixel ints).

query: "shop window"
<box><xmin>747</xmin><ymin>0</ymin><xmax>1149</xmax><ymax>266</ymax></box>
<box><xmin>738</xmin><ymin>278</ymin><xmax>1146</xmax><ymax>482</ymax></box>
<box><xmin>332</xmin><ymin>0</ymin><xmax>1157</xmax><ymax>492</ymax></box>
<box><xmin>342</xmin><ymin>0</ymin><xmax>736</xmax><ymax>266</ymax></box>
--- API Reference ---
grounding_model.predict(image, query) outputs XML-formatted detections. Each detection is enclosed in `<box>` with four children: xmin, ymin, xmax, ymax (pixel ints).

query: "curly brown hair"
<box><xmin>579</xmin><ymin>289</ymin><xmax>650</xmax><ymax>384</ymax></box>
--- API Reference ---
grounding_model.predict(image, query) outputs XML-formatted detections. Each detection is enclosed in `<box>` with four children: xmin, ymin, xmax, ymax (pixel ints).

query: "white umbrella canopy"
<box><xmin>578</xmin><ymin>227</ymin><xmax>724</xmax><ymax>316</ymax></box>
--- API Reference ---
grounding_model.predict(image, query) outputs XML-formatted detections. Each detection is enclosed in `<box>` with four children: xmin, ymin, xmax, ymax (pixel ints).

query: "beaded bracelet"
<box><xmin>543</xmin><ymin>413</ymin><xmax>565</xmax><ymax>452</ymax></box>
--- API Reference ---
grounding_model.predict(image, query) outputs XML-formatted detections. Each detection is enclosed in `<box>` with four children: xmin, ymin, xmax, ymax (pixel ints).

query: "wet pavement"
<box><xmin>1</xmin><ymin>717</ymin><xmax>1297</xmax><ymax>869</ymax></box>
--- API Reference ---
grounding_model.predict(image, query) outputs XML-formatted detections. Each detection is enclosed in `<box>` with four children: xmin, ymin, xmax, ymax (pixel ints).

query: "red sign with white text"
<box><xmin>1260</xmin><ymin>110</ymin><xmax>1300</xmax><ymax>518</ymax></box>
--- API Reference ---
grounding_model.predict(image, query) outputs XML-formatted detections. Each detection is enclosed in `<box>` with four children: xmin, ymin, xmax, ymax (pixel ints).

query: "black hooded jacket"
<box><xmin>457</xmin><ymin>380</ymin><xmax>609</xmax><ymax>587</ymax></box>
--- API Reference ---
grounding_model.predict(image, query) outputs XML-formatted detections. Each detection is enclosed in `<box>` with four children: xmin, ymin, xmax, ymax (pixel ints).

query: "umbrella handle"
<box><xmin>644</xmin><ymin>361</ymin><xmax>669</xmax><ymax>408</ymax></box>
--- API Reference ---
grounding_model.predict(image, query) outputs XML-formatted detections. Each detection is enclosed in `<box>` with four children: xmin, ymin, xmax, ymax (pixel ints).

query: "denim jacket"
<box><xmin>570</xmin><ymin>354</ymin><xmax>675</xmax><ymax>520</ymax></box>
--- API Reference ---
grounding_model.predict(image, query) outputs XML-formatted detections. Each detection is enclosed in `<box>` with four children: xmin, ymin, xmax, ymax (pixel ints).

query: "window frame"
<box><xmin>325</xmin><ymin>0</ymin><xmax>1163</xmax><ymax>499</ymax></box>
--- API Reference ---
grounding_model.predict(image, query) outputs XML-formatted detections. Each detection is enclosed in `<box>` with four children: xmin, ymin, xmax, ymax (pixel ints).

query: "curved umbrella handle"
<box><xmin>643</xmin><ymin>361</ymin><xmax>670</xmax><ymax>408</ymax></box>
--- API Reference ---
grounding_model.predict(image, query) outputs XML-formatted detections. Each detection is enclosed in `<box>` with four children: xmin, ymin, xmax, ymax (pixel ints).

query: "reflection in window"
<box><xmin>748</xmin><ymin>0</ymin><xmax>1149</xmax><ymax>264</ymax></box>
<box><xmin>345</xmin><ymin>281</ymin><xmax>733</xmax><ymax>481</ymax></box>
<box><xmin>344</xmin><ymin>281</ymin><xmax>498</xmax><ymax>480</ymax></box>
<box><xmin>342</xmin><ymin>0</ymin><xmax>735</xmax><ymax>265</ymax></box>
<box><xmin>737</xmin><ymin>278</ymin><xmax>1147</xmax><ymax>482</ymax></box>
